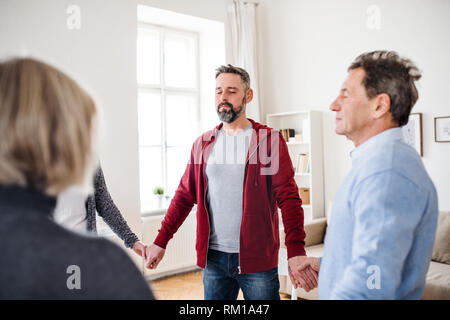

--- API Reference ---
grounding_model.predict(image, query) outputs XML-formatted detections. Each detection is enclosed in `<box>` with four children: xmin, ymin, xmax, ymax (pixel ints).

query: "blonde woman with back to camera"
<box><xmin>0</xmin><ymin>57</ymin><xmax>154</xmax><ymax>299</ymax></box>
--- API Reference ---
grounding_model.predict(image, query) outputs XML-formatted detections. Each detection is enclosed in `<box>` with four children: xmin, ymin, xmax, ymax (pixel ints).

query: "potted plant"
<box><xmin>152</xmin><ymin>186</ymin><xmax>164</xmax><ymax>208</ymax></box>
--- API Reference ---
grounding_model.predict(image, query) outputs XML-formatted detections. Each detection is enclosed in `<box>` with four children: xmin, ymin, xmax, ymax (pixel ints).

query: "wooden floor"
<box><xmin>149</xmin><ymin>270</ymin><xmax>291</xmax><ymax>300</ymax></box>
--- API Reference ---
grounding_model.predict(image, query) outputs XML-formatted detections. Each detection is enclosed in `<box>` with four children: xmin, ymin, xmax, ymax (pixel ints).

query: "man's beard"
<box><xmin>216</xmin><ymin>98</ymin><xmax>246</xmax><ymax>123</ymax></box>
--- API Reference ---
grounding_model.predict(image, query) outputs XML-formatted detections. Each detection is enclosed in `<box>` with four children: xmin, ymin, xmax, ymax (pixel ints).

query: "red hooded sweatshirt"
<box><xmin>154</xmin><ymin>118</ymin><xmax>306</xmax><ymax>274</ymax></box>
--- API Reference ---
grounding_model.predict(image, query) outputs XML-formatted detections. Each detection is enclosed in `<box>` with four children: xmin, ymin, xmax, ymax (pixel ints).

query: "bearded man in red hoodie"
<box><xmin>146</xmin><ymin>64</ymin><xmax>316</xmax><ymax>300</ymax></box>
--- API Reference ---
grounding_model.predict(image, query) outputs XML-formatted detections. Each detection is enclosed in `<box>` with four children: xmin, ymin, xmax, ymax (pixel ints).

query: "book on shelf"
<box><xmin>280</xmin><ymin>128</ymin><xmax>295</xmax><ymax>142</ymax></box>
<box><xmin>295</xmin><ymin>153</ymin><xmax>310</xmax><ymax>174</ymax></box>
<box><xmin>298</xmin><ymin>188</ymin><xmax>310</xmax><ymax>205</ymax></box>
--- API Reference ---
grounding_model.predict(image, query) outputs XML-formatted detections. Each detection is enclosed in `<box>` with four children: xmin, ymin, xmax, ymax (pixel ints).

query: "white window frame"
<box><xmin>137</xmin><ymin>22</ymin><xmax>201</xmax><ymax>211</ymax></box>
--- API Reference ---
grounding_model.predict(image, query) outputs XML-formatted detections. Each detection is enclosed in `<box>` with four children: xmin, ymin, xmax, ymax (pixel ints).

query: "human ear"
<box><xmin>245</xmin><ymin>88</ymin><xmax>254</xmax><ymax>104</ymax></box>
<box><xmin>373</xmin><ymin>93</ymin><xmax>391</xmax><ymax>119</ymax></box>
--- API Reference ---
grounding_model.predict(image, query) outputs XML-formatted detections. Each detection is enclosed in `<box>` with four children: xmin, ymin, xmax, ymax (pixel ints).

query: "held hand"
<box><xmin>145</xmin><ymin>243</ymin><xmax>166</xmax><ymax>269</ymax></box>
<box><xmin>132</xmin><ymin>241</ymin><xmax>147</xmax><ymax>260</ymax></box>
<box><xmin>297</xmin><ymin>256</ymin><xmax>320</xmax><ymax>273</ymax></box>
<box><xmin>288</xmin><ymin>256</ymin><xmax>320</xmax><ymax>292</ymax></box>
<box><xmin>295</xmin><ymin>256</ymin><xmax>320</xmax><ymax>291</ymax></box>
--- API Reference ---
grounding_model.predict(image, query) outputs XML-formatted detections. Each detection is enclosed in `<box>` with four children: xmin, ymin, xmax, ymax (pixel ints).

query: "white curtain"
<box><xmin>227</xmin><ymin>0</ymin><xmax>261</xmax><ymax>122</ymax></box>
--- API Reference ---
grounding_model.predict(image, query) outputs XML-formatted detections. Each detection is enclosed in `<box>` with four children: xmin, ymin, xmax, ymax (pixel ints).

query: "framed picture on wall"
<box><xmin>402</xmin><ymin>112</ymin><xmax>423</xmax><ymax>156</ymax></box>
<box><xmin>434</xmin><ymin>116</ymin><xmax>450</xmax><ymax>142</ymax></box>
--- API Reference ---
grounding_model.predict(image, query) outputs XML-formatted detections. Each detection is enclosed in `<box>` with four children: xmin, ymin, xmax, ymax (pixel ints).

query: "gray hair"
<box><xmin>215</xmin><ymin>64</ymin><xmax>251</xmax><ymax>92</ymax></box>
<box><xmin>348</xmin><ymin>50</ymin><xmax>421</xmax><ymax>126</ymax></box>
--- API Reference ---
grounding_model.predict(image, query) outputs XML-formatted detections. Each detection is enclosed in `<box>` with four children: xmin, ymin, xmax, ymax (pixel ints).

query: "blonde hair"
<box><xmin>0</xmin><ymin>57</ymin><xmax>97</xmax><ymax>196</ymax></box>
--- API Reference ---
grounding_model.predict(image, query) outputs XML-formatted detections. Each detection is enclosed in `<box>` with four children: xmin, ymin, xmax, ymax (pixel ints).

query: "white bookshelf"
<box><xmin>266</xmin><ymin>110</ymin><xmax>324</xmax><ymax>223</ymax></box>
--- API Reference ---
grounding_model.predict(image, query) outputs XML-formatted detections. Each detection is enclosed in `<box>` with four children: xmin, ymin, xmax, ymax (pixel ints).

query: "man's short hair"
<box><xmin>348</xmin><ymin>50</ymin><xmax>421</xmax><ymax>126</ymax></box>
<box><xmin>215</xmin><ymin>64</ymin><xmax>251</xmax><ymax>92</ymax></box>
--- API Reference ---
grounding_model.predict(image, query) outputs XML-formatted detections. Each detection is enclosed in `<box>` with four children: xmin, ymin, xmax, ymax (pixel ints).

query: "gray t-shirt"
<box><xmin>205</xmin><ymin>124</ymin><xmax>252</xmax><ymax>253</ymax></box>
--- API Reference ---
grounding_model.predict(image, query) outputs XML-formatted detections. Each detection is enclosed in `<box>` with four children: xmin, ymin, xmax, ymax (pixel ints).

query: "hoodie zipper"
<box><xmin>203</xmin><ymin>179</ymin><xmax>210</xmax><ymax>268</ymax></box>
<box><xmin>202</xmin><ymin>133</ymin><xmax>217</xmax><ymax>268</ymax></box>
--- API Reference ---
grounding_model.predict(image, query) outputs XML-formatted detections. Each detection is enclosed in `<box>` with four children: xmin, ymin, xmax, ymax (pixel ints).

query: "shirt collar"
<box><xmin>350</xmin><ymin>127</ymin><xmax>403</xmax><ymax>165</ymax></box>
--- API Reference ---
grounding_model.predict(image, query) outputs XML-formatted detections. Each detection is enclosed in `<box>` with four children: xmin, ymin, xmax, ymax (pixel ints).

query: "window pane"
<box><xmin>137</xmin><ymin>28</ymin><xmax>160</xmax><ymax>85</ymax></box>
<box><xmin>164</xmin><ymin>32</ymin><xmax>197</xmax><ymax>88</ymax></box>
<box><xmin>166</xmin><ymin>146</ymin><xmax>190</xmax><ymax>196</ymax></box>
<box><xmin>138</xmin><ymin>91</ymin><xmax>161</xmax><ymax>146</ymax></box>
<box><xmin>165</xmin><ymin>94</ymin><xmax>198</xmax><ymax>146</ymax></box>
<box><xmin>139</xmin><ymin>146</ymin><xmax>162</xmax><ymax>211</ymax></box>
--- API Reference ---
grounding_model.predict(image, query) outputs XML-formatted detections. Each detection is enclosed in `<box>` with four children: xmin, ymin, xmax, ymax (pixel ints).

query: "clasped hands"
<box><xmin>288</xmin><ymin>256</ymin><xmax>320</xmax><ymax>292</ymax></box>
<box><xmin>134</xmin><ymin>242</ymin><xmax>320</xmax><ymax>292</ymax></box>
<box><xmin>132</xmin><ymin>242</ymin><xmax>166</xmax><ymax>269</ymax></box>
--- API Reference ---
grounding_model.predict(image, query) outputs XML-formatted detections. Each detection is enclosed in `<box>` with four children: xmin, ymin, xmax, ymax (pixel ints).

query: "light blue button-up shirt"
<box><xmin>318</xmin><ymin>127</ymin><xmax>438</xmax><ymax>299</ymax></box>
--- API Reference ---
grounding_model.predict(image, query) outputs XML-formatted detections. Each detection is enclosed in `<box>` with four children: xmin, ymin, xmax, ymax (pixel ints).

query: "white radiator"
<box><xmin>142</xmin><ymin>209</ymin><xmax>199</xmax><ymax>280</ymax></box>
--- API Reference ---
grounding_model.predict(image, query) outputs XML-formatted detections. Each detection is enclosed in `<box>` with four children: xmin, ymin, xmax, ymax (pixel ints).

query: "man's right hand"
<box><xmin>296</xmin><ymin>257</ymin><xmax>320</xmax><ymax>290</ymax></box>
<box><xmin>145</xmin><ymin>244</ymin><xmax>166</xmax><ymax>269</ymax></box>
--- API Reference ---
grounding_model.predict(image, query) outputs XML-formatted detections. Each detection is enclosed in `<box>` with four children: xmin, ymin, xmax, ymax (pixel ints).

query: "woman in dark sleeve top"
<box><xmin>86</xmin><ymin>166</ymin><xmax>146</xmax><ymax>257</ymax></box>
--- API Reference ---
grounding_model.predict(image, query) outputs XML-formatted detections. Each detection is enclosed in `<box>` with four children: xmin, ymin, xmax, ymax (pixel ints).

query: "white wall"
<box><xmin>0</xmin><ymin>0</ymin><xmax>229</xmax><ymax>268</ymax></box>
<box><xmin>256</xmin><ymin>0</ymin><xmax>450</xmax><ymax>211</ymax></box>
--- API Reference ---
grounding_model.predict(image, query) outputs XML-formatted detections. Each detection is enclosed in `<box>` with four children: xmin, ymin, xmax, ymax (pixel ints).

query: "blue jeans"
<box><xmin>203</xmin><ymin>249</ymin><xmax>280</xmax><ymax>300</ymax></box>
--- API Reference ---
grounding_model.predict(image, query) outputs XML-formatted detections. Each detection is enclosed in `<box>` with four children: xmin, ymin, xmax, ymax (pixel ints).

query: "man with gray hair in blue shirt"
<box><xmin>297</xmin><ymin>51</ymin><xmax>438</xmax><ymax>299</ymax></box>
